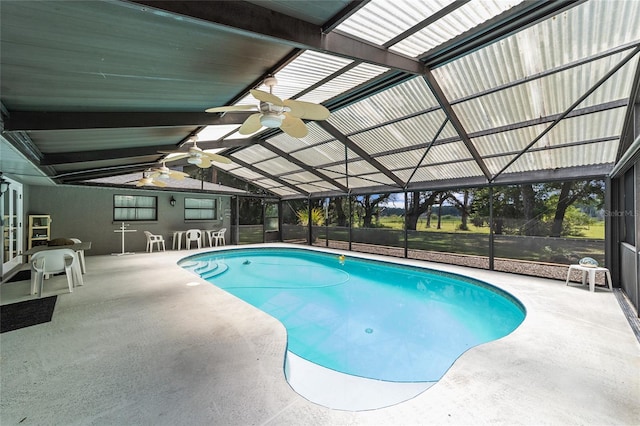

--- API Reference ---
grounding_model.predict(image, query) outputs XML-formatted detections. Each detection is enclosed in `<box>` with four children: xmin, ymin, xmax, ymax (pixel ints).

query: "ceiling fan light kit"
<box><xmin>205</xmin><ymin>76</ymin><xmax>330</xmax><ymax>138</ymax></box>
<box><xmin>159</xmin><ymin>137</ymin><xmax>231</xmax><ymax>169</ymax></box>
<box><xmin>260</xmin><ymin>112</ymin><xmax>285</xmax><ymax>128</ymax></box>
<box><xmin>187</xmin><ymin>156</ymin><xmax>202</xmax><ymax>165</ymax></box>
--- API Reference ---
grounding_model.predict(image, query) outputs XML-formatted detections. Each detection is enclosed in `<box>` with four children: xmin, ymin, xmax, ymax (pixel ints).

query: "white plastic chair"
<box><xmin>185</xmin><ymin>229</ymin><xmax>202</xmax><ymax>249</ymax></box>
<box><xmin>212</xmin><ymin>228</ymin><xmax>226</xmax><ymax>247</ymax></box>
<box><xmin>30</xmin><ymin>248</ymin><xmax>83</xmax><ymax>297</ymax></box>
<box><xmin>69</xmin><ymin>238</ymin><xmax>87</xmax><ymax>273</ymax></box>
<box><xmin>204</xmin><ymin>229</ymin><xmax>220</xmax><ymax>247</ymax></box>
<box><xmin>144</xmin><ymin>231</ymin><xmax>165</xmax><ymax>252</ymax></box>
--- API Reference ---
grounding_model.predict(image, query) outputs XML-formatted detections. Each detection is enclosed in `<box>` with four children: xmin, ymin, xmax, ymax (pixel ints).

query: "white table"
<box><xmin>112</xmin><ymin>223</ymin><xmax>136</xmax><ymax>256</ymax></box>
<box><xmin>565</xmin><ymin>264</ymin><xmax>613</xmax><ymax>292</ymax></box>
<box><xmin>172</xmin><ymin>231</ymin><xmax>185</xmax><ymax>250</ymax></box>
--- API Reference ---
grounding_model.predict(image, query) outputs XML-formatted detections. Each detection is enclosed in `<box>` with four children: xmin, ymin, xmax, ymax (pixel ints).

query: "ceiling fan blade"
<box><xmin>238</xmin><ymin>113</ymin><xmax>263</xmax><ymax>135</ymax></box>
<box><xmin>203</xmin><ymin>152</ymin><xmax>232</xmax><ymax>164</ymax></box>
<box><xmin>151</xmin><ymin>179</ymin><xmax>168</xmax><ymax>187</ymax></box>
<box><xmin>161</xmin><ymin>153</ymin><xmax>190</xmax><ymax>162</ymax></box>
<box><xmin>197</xmin><ymin>157</ymin><xmax>212</xmax><ymax>168</ymax></box>
<box><xmin>284</xmin><ymin>99</ymin><xmax>330</xmax><ymax>120</ymax></box>
<box><xmin>169</xmin><ymin>170</ymin><xmax>189</xmax><ymax>179</ymax></box>
<box><xmin>250</xmin><ymin>89</ymin><xmax>283</xmax><ymax>106</ymax></box>
<box><xmin>281</xmin><ymin>113</ymin><xmax>308</xmax><ymax>138</ymax></box>
<box><xmin>135</xmin><ymin>181</ymin><xmax>145</xmax><ymax>187</ymax></box>
<box><xmin>205</xmin><ymin>105</ymin><xmax>258</xmax><ymax>113</ymax></box>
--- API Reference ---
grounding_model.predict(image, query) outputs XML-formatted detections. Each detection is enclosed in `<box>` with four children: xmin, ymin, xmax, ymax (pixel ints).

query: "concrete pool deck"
<box><xmin>1</xmin><ymin>243</ymin><xmax>638</xmax><ymax>425</ymax></box>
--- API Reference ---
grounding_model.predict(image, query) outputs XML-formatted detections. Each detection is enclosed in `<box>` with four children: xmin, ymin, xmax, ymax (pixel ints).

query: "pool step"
<box><xmin>187</xmin><ymin>260</ymin><xmax>228</xmax><ymax>279</ymax></box>
<box><xmin>201</xmin><ymin>262</ymin><xmax>228</xmax><ymax>279</ymax></box>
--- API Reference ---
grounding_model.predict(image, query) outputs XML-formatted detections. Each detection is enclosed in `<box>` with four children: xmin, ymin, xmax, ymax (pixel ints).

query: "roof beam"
<box><xmin>3</xmin><ymin>111</ymin><xmax>251</xmax><ymax>131</ymax></box>
<box><xmin>56</xmin><ymin>163</ymin><xmax>158</xmax><ymax>183</ymax></box>
<box><xmin>227</xmin><ymin>156</ymin><xmax>310</xmax><ymax>197</ymax></box>
<box><xmin>421</xmin><ymin>71</ymin><xmax>492</xmax><ymax>181</ymax></box>
<box><xmin>196</xmin><ymin>138</ymin><xmax>255</xmax><ymax>150</ymax></box>
<box><xmin>259</xmin><ymin>141</ymin><xmax>349</xmax><ymax>193</ymax></box>
<box><xmin>318</xmin><ymin>120</ymin><xmax>405</xmax><ymax>188</ymax></box>
<box><xmin>127</xmin><ymin>0</ymin><xmax>425</xmax><ymax>75</ymax></box>
<box><xmin>40</xmin><ymin>145</ymin><xmax>177</xmax><ymax>166</ymax></box>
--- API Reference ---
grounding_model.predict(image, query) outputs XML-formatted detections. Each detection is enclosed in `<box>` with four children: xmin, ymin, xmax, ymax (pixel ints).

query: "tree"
<box><xmin>405</xmin><ymin>191</ymin><xmax>446</xmax><ymax>230</ymax></box>
<box><xmin>446</xmin><ymin>190</ymin><xmax>472</xmax><ymax>231</ymax></box>
<box><xmin>546</xmin><ymin>180</ymin><xmax>604</xmax><ymax>237</ymax></box>
<box><xmin>354</xmin><ymin>193</ymin><xmax>391</xmax><ymax>227</ymax></box>
<box><xmin>330</xmin><ymin>196</ymin><xmax>349</xmax><ymax>227</ymax></box>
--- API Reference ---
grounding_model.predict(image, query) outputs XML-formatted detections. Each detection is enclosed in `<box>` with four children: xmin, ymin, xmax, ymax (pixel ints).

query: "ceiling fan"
<box><xmin>134</xmin><ymin>170</ymin><xmax>167</xmax><ymax>187</ymax></box>
<box><xmin>160</xmin><ymin>137</ymin><xmax>231</xmax><ymax>168</ymax></box>
<box><xmin>205</xmin><ymin>76</ymin><xmax>330</xmax><ymax>138</ymax></box>
<box><xmin>149</xmin><ymin>162</ymin><xmax>189</xmax><ymax>180</ymax></box>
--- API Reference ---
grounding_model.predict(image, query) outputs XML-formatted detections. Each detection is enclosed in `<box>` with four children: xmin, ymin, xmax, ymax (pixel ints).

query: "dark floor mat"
<box><xmin>4</xmin><ymin>270</ymin><xmax>31</xmax><ymax>283</ymax></box>
<box><xmin>0</xmin><ymin>296</ymin><xmax>57</xmax><ymax>333</ymax></box>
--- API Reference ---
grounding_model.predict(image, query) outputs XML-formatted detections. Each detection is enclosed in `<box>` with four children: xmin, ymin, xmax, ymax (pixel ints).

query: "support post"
<box><xmin>348</xmin><ymin>193</ymin><xmax>353</xmax><ymax>251</ymax></box>
<box><xmin>307</xmin><ymin>198</ymin><xmax>313</xmax><ymax>246</ymax></box>
<box><xmin>489</xmin><ymin>185</ymin><xmax>495</xmax><ymax>271</ymax></box>
<box><xmin>404</xmin><ymin>191</ymin><xmax>409</xmax><ymax>258</ymax></box>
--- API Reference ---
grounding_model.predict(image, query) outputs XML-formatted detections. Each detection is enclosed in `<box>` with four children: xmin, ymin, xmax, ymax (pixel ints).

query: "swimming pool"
<box><xmin>179</xmin><ymin>246</ymin><xmax>525</xmax><ymax>410</ymax></box>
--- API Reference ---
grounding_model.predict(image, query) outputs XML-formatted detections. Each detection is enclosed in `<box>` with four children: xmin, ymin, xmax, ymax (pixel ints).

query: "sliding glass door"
<box><xmin>2</xmin><ymin>176</ymin><xmax>23</xmax><ymax>278</ymax></box>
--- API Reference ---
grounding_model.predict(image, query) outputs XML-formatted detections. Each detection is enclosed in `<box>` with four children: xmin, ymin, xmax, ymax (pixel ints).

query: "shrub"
<box><xmin>296</xmin><ymin>207</ymin><xmax>325</xmax><ymax>226</ymax></box>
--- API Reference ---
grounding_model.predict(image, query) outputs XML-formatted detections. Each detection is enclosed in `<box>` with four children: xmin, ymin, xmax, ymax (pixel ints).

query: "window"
<box><xmin>185</xmin><ymin>198</ymin><xmax>217</xmax><ymax>220</ymax></box>
<box><xmin>623</xmin><ymin>167</ymin><xmax>635</xmax><ymax>245</ymax></box>
<box><xmin>114</xmin><ymin>195</ymin><xmax>157</xmax><ymax>221</ymax></box>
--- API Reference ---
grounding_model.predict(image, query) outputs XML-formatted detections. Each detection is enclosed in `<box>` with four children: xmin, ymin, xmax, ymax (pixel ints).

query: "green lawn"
<box><xmin>376</xmin><ymin>216</ymin><xmax>604</xmax><ymax>239</ymax></box>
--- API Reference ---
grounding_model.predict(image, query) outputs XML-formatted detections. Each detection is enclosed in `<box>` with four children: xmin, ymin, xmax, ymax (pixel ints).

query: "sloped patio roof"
<box><xmin>1</xmin><ymin>0</ymin><xmax>638</xmax><ymax>198</ymax></box>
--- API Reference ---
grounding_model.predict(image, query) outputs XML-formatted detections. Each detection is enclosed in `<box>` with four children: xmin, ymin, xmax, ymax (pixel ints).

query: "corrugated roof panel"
<box><xmin>484</xmin><ymin>155</ymin><xmax>517</xmax><ymax>176</ymax></box>
<box><xmin>320</xmin><ymin>169</ymin><xmax>346</xmax><ymax>181</ymax></box>
<box><xmin>575</xmin><ymin>57</ymin><xmax>638</xmax><ymax>109</ymax></box>
<box><xmin>328</xmin><ymin>77</ymin><xmax>438</xmax><ymax>133</ymax></box>
<box><xmin>270</xmin><ymin>51</ymin><xmax>353</xmax><ymax>101</ymax></box>
<box><xmin>225</xmin><ymin>167</ymin><xmax>269</xmax><ymax>181</ymax></box>
<box><xmin>267</xmin><ymin>186</ymin><xmax>300</xmax><ymax>197</ymax></box>
<box><xmin>231</xmin><ymin>145</ymin><xmax>278</xmax><ymax>164</ymax></box>
<box><xmin>406</xmin><ymin>160</ymin><xmax>484</xmax><ymax>181</ymax></box>
<box><xmin>196</xmin><ymin>125</ymin><xmax>240</xmax><ymax>142</ymax></box>
<box><xmin>433</xmin><ymin>1</ymin><xmax>640</xmax><ymax>101</ymax></box>
<box><xmin>375</xmin><ymin>149</ymin><xmax>428</xmax><ymax>171</ymax></box>
<box><xmin>279</xmin><ymin>171</ymin><xmax>316</xmax><ymax>183</ymax></box>
<box><xmin>473</xmin><ymin>107</ymin><xmax>626</xmax><ymax>164</ymax></box>
<box><xmin>266</xmin><ymin>122</ymin><xmax>334</xmax><ymax>153</ymax></box>
<box><xmin>232</xmin><ymin>50</ymin><xmax>353</xmax><ymax>106</ymax></box>
<box><xmin>452</xmin><ymin>52</ymin><xmax>631</xmax><ymax>134</ymax></box>
<box><xmin>437</xmin><ymin>121</ymin><xmax>461</xmax><ymax>140</ymax></box>
<box><xmin>253</xmin><ymin>156</ymin><xmax>306</xmax><ymax>176</ymax></box>
<box><xmin>282</xmin><ymin>176</ymin><xmax>339</xmax><ymax>193</ymax></box>
<box><xmin>253</xmin><ymin>178</ymin><xmax>286</xmax><ymax>190</ymax></box>
<box><xmin>541</xmin><ymin>109</ymin><xmax>626</xmax><ymax>148</ymax></box>
<box><xmin>334</xmin><ymin>0</ymin><xmax>455</xmax><ymax>47</ymax></box>
<box><xmin>324</xmin><ymin>160</ymin><xmax>379</xmax><ymax>176</ymax></box>
<box><xmin>390</xmin><ymin>0</ymin><xmax>526</xmax><ymax>57</ymax></box>
<box><xmin>209</xmin><ymin>162</ymin><xmax>237</xmax><ymax>172</ymax></box>
<box><xmin>298</xmin><ymin>62</ymin><xmax>389</xmax><ymax>104</ymax></box>
<box><xmin>292</xmin><ymin>140</ymin><xmax>361</xmax><ymax>165</ymax></box>
<box><xmin>503</xmin><ymin>141</ymin><xmax>615</xmax><ymax>174</ymax></box>
<box><xmin>422</xmin><ymin>141</ymin><xmax>473</xmax><ymax>165</ymax></box>
<box><xmin>473</xmin><ymin>124</ymin><xmax>547</xmax><ymax>158</ymax></box>
<box><xmin>345</xmin><ymin>173</ymin><xmax>397</xmax><ymax>189</ymax></box>
<box><xmin>348</xmin><ymin>111</ymin><xmax>449</xmax><ymax>155</ymax></box>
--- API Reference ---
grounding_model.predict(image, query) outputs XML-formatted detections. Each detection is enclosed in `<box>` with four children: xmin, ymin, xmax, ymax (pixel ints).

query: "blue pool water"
<box><xmin>179</xmin><ymin>247</ymin><xmax>525</xmax><ymax>383</ymax></box>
